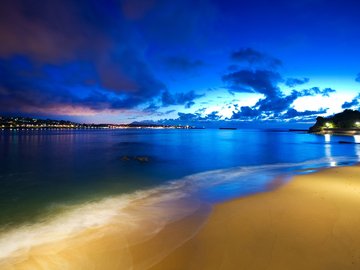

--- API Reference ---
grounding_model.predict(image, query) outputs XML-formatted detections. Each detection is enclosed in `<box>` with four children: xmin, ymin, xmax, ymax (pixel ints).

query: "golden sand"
<box><xmin>0</xmin><ymin>205</ymin><xmax>209</xmax><ymax>270</ymax></box>
<box><xmin>2</xmin><ymin>165</ymin><xmax>360</xmax><ymax>269</ymax></box>
<box><xmin>151</xmin><ymin>165</ymin><xmax>360</xmax><ymax>270</ymax></box>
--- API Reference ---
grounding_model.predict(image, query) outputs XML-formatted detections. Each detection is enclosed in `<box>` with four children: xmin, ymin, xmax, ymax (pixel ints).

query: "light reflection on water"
<box><xmin>324</xmin><ymin>134</ymin><xmax>337</xmax><ymax>167</ymax></box>
<box><xmin>354</xmin><ymin>135</ymin><xmax>360</xmax><ymax>161</ymax></box>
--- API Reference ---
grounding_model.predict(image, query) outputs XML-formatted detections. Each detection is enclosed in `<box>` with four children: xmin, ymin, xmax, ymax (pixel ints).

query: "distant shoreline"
<box><xmin>309</xmin><ymin>128</ymin><xmax>360</xmax><ymax>136</ymax></box>
<box><xmin>0</xmin><ymin>116</ymin><xmax>193</xmax><ymax>130</ymax></box>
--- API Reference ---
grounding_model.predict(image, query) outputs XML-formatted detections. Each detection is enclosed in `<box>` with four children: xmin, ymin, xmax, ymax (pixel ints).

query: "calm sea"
<box><xmin>0</xmin><ymin>128</ymin><xmax>359</xmax><ymax>255</ymax></box>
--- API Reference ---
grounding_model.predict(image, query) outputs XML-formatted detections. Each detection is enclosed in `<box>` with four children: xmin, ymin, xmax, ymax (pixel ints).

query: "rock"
<box><xmin>135</xmin><ymin>156</ymin><xmax>149</xmax><ymax>163</ymax></box>
<box><xmin>121</xmin><ymin>155</ymin><xmax>131</xmax><ymax>161</ymax></box>
<box><xmin>120</xmin><ymin>155</ymin><xmax>150</xmax><ymax>163</ymax></box>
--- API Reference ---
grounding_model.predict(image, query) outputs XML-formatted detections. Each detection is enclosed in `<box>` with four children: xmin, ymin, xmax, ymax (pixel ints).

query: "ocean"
<box><xmin>0</xmin><ymin>128</ymin><xmax>359</xmax><ymax>267</ymax></box>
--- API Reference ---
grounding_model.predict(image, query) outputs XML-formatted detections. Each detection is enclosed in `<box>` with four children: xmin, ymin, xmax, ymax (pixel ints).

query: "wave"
<box><xmin>0</xmin><ymin>156</ymin><xmax>358</xmax><ymax>268</ymax></box>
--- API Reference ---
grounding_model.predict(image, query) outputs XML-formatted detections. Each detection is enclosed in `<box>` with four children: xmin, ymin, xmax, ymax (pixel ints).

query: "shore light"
<box><xmin>325</xmin><ymin>122</ymin><xmax>334</xmax><ymax>128</ymax></box>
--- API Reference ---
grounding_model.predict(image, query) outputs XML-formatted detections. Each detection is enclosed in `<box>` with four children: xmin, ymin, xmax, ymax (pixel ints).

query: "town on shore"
<box><xmin>0</xmin><ymin>116</ymin><xmax>192</xmax><ymax>130</ymax></box>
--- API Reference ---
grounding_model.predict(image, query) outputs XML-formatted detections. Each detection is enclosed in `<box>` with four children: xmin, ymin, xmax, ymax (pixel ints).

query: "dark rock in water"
<box><xmin>121</xmin><ymin>155</ymin><xmax>131</xmax><ymax>161</ymax></box>
<box><xmin>338</xmin><ymin>141</ymin><xmax>359</xmax><ymax>144</ymax></box>
<box><xmin>120</xmin><ymin>155</ymin><xmax>150</xmax><ymax>163</ymax></box>
<box><xmin>135</xmin><ymin>156</ymin><xmax>149</xmax><ymax>163</ymax></box>
<box><xmin>219</xmin><ymin>127</ymin><xmax>237</xmax><ymax>130</ymax></box>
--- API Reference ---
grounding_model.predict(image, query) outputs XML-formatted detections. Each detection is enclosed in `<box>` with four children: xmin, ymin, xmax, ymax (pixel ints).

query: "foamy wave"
<box><xmin>0</xmin><ymin>156</ymin><xmax>357</xmax><ymax>263</ymax></box>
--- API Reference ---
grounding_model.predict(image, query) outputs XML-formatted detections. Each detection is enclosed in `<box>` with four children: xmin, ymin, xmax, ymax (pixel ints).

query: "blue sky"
<box><xmin>0</xmin><ymin>0</ymin><xmax>359</xmax><ymax>127</ymax></box>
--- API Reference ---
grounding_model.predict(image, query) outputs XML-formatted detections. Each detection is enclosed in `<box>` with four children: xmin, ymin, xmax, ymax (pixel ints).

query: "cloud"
<box><xmin>231</xmin><ymin>48</ymin><xmax>282</xmax><ymax>68</ymax></box>
<box><xmin>356</xmin><ymin>73</ymin><xmax>360</xmax><ymax>83</ymax></box>
<box><xmin>205</xmin><ymin>111</ymin><xmax>221</xmax><ymax>121</ymax></box>
<box><xmin>223</xmin><ymin>50</ymin><xmax>336</xmax><ymax>121</ymax></box>
<box><xmin>0</xmin><ymin>56</ymin><xmax>157</xmax><ymax>115</ymax></box>
<box><xmin>231</xmin><ymin>88</ymin><xmax>335</xmax><ymax>120</ymax></box>
<box><xmin>342</xmin><ymin>93</ymin><xmax>360</xmax><ymax>109</ymax></box>
<box><xmin>231</xmin><ymin>106</ymin><xmax>260</xmax><ymax>119</ymax></box>
<box><xmin>285</xmin><ymin>77</ymin><xmax>310</xmax><ymax>87</ymax></box>
<box><xmin>163</xmin><ymin>56</ymin><xmax>204</xmax><ymax>71</ymax></box>
<box><xmin>222</xmin><ymin>69</ymin><xmax>283</xmax><ymax>96</ymax></box>
<box><xmin>164</xmin><ymin>111</ymin><xmax>220</xmax><ymax>123</ymax></box>
<box><xmin>161</xmin><ymin>90</ymin><xmax>204</xmax><ymax>108</ymax></box>
<box><xmin>282</xmin><ymin>108</ymin><xmax>328</xmax><ymax>119</ymax></box>
<box><xmin>143</xmin><ymin>103</ymin><xmax>161</xmax><ymax>113</ymax></box>
<box><xmin>177</xmin><ymin>112</ymin><xmax>203</xmax><ymax>122</ymax></box>
<box><xmin>165</xmin><ymin>109</ymin><xmax>176</xmax><ymax>114</ymax></box>
<box><xmin>300</xmin><ymin>87</ymin><xmax>336</xmax><ymax>97</ymax></box>
<box><xmin>0</xmin><ymin>0</ymin><xmax>214</xmax><ymax>116</ymax></box>
<box><xmin>138</xmin><ymin>110</ymin><xmax>221</xmax><ymax>125</ymax></box>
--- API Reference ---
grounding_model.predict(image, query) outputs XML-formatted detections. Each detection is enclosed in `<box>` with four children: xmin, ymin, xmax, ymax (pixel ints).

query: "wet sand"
<box><xmin>151</xmin><ymin>165</ymin><xmax>360</xmax><ymax>270</ymax></box>
<box><xmin>2</xmin><ymin>165</ymin><xmax>360</xmax><ymax>269</ymax></box>
<box><xmin>0</xmin><ymin>201</ymin><xmax>210</xmax><ymax>270</ymax></box>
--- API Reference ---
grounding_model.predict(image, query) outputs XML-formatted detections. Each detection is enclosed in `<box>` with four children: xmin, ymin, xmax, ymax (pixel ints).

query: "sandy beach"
<box><xmin>151</xmin><ymin>165</ymin><xmax>360</xmax><ymax>270</ymax></box>
<box><xmin>2</xmin><ymin>165</ymin><xmax>360</xmax><ymax>270</ymax></box>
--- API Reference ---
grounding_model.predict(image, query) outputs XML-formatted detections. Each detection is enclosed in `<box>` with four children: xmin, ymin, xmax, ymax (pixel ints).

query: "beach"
<box><xmin>1</xmin><ymin>117</ymin><xmax>360</xmax><ymax>270</ymax></box>
<box><xmin>1</xmin><ymin>164</ymin><xmax>359</xmax><ymax>269</ymax></box>
<box><xmin>150</xmin><ymin>165</ymin><xmax>360</xmax><ymax>270</ymax></box>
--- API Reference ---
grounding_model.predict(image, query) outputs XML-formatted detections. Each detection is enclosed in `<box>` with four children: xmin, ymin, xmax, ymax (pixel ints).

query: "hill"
<box><xmin>309</xmin><ymin>109</ymin><xmax>360</xmax><ymax>133</ymax></box>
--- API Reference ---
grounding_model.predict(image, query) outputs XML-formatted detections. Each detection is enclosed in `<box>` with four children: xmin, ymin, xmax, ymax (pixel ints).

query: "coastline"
<box><xmin>150</xmin><ymin>164</ymin><xmax>360</xmax><ymax>270</ymax></box>
<box><xmin>1</xmin><ymin>163</ymin><xmax>360</xmax><ymax>269</ymax></box>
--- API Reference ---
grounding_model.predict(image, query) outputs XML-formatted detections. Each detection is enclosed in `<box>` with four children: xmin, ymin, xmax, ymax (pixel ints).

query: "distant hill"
<box><xmin>309</xmin><ymin>109</ymin><xmax>360</xmax><ymax>133</ymax></box>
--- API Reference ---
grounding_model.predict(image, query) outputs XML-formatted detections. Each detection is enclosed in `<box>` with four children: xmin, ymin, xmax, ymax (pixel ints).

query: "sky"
<box><xmin>0</xmin><ymin>0</ymin><xmax>360</xmax><ymax>127</ymax></box>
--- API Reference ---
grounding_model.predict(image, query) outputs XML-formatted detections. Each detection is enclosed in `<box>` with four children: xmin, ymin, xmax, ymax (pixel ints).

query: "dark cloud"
<box><xmin>254</xmin><ymin>94</ymin><xmax>297</xmax><ymax>113</ymax></box>
<box><xmin>285</xmin><ymin>77</ymin><xmax>310</xmax><ymax>87</ymax></box>
<box><xmin>195</xmin><ymin>107</ymin><xmax>207</xmax><ymax>113</ymax></box>
<box><xmin>138</xmin><ymin>110</ymin><xmax>220</xmax><ymax>125</ymax></box>
<box><xmin>205</xmin><ymin>111</ymin><xmax>221</xmax><ymax>121</ymax></box>
<box><xmin>177</xmin><ymin>112</ymin><xmax>202</xmax><ymax>122</ymax></box>
<box><xmin>0</xmin><ymin>0</ymin><xmax>213</xmax><ymax>115</ymax></box>
<box><xmin>231</xmin><ymin>105</ymin><xmax>327</xmax><ymax>121</ymax></box>
<box><xmin>161</xmin><ymin>90</ymin><xmax>204</xmax><ymax>108</ymax></box>
<box><xmin>231</xmin><ymin>88</ymin><xmax>335</xmax><ymax>120</ymax></box>
<box><xmin>222</xmin><ymin>69</ymin><xmax>283</xmax><ymax>96</ymax></box>
<box><xmin>231</xmin><ymin>48</ymin><xmax>282</xmax><ymax>68</ymax></box>
<box><xmin>356</xmin><ymin>73</ymin><xmax>360</xmax><ymax>83</ymax></box>
<box><xmin>342</xmin><ymin>93</ymin><xmax>360</xmax><ymax>109</ymax></box>
<box><xmin>223</xmin><ymin>47</ymin><xmax>337</xmax><ymax>122</ymax></box>
<box><xmin>300</xmin><ymin>87</ymin><xmax>336</xmax><ymax>97</ymax></box>
<box><xmin>282</xmin><ymin>108</ymin><xmax>328</xmax><ymax>119</ymax></box>
<box><xmin>165</xmin><ymin>109</ymin><xmax>176</xmax><ymax>114</ymax></box>
<box><xmin>163</xmin><ymin>56</ymin><xmax>204</xmax><ymax>71</ymax></box>
<box><xmin>0</xmin><ymin>56</ymin><xmax>163</xmax><ymax>115</ymax></box>
<box><xmin>168</xmin><ymin>111</ymin><xmax>220</xmax><ymax>123</ymax></box>
<box><xmin>224</xmin><ymin>50</ymin><xmax>336</xmax><ymax>121</ymax></box>
<box><xmin>143</xmin><ymin>103</ymin><xmax>161</xmax><ymax>113</ymax></box>
<box><xmin>231</xmin><ymin>106</ymin><xmax>259</xmax><ymax>119</ymax></box>
<box><xmin>142</xmin><ymin>105</ymin><xmax>177</xmax><ymax>117</ymax></box>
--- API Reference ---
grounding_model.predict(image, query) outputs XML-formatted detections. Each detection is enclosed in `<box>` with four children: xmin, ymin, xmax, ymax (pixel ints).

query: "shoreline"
<box><xmin>150</xmin><ymin>164</ymin><xmax>360</xmax><ymax>269</ymax></box>
<box><xmin>1</xmin><ymin>163</ymin><xmax>360</xmax><ymax>269</ymax></box>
